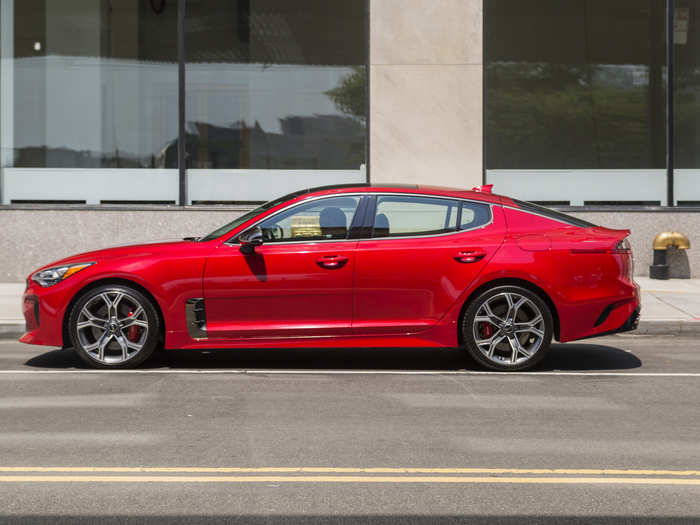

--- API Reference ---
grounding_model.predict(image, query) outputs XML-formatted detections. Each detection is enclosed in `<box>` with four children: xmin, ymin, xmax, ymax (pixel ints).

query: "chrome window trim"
<box><xmin>224</xmin><ymin>192</ymin><xmax>495</xmax><ymax>246</ymax></box>
<box><xmin>369</xmin><ymin>195</ymin><xmax>494</xmax><ymax>241</ymax></box>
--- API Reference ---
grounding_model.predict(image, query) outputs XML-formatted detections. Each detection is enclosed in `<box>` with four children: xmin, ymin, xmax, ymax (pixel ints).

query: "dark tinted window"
<box><xmin>12</xmin><ymin>0</ymin><xmax>177</xmax><ymax>169</ymax></box>
<box><xmin>372</xmin><ymin>196</ymin><xmax>459</xmax><ymax>238</ymax></box>
<box><xmin>184</xmin><ymin>0</ymin><xmax>367</xmax><ymax>170</ymax></box>
<box><xmin>460</xmin><ymin>202</ymin><xmax>492</xmax><ymax>230</ymax></box>
<box><xmin>486</xmin><ymin>0</ymin><xmax>666</xmax><ymax>170</ymax></box>
<box><xmin>512</xmin><ymin>200</ymin><xmax>597</xmax><ymax>228</ymax></box>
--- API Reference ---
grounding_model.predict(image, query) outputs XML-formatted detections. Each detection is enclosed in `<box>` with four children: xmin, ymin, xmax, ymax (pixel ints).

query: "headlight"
<box><xmin>31</xmin><ymin>262</ymin><xmax>95</xmax><ymax>288</ymax></box>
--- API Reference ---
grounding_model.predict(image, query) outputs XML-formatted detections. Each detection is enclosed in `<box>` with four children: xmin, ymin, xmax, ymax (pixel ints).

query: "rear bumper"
<box><xmin>558</xmin><ymin>280</ymin><xmax>641</xmax><ymax>342</ymax></box>
<box><xmin>579</xmin><ymin>307</ymin><xmax>640</xmax><ymax>340</ymax></box>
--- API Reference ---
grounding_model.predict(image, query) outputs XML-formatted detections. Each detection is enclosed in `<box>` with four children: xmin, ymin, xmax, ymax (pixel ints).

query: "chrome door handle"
<box><xmin>316</xmin><ymin>255</ymin><xmax>349</xmax><ymax>269</ymax></box>
<box><xmin>454</xmin><ymin>250</ymin><xmax>486</xmax><ymax>264</ymax></box>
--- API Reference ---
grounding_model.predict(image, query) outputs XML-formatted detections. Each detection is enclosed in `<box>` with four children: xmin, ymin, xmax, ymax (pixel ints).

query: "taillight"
<box><xmin>613</xmin><ymin>239</ymin><xmax>631</xmax><ymax>253</ymax></box>
<box><xmin>613</xmin><ymin>238</ymin><xmax>634</xmax><ymax>280</ymax></box>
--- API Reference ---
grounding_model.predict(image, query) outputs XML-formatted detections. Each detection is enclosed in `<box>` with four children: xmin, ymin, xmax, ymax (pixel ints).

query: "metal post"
<box><xmin>667</xmin><ymin>0</ymin><xmax>675</xmax><ymax>206</ymax></box>
<box><xmin>177</xmin><ymin>0</ymin><xmax>186</xmax><ymax>205</ymax></box>
<box><xmin>0</xmin><ymin>0</ymin><xmax>15</xmax><ymax>205</ymax></box>
<box><xmin>364</xmin><ymin>0</ymin><xmax>370</xmax><ymax>183</ymax></box>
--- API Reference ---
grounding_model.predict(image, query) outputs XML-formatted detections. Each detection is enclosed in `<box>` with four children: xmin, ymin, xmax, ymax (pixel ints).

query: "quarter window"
<box><xmin>372</xmin><ymin>196</ymin><xmax>460</xmax><ymax>238</ymax></box>
<box><xmin>460</xmin><ymin>202</ymin><xmax>492</xmax><ymax>230</ymax></box>
<box><xmin>256</xmin><ymin>196</ymin><xmax>361</xmax><ymax>243</ymax></box>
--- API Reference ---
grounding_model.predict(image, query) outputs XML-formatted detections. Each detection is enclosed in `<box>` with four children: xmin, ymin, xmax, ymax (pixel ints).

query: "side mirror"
<box><xmin>239</xmin><ymin>226</ymin><xmax>263</xmax><ymax>254</ymax></box>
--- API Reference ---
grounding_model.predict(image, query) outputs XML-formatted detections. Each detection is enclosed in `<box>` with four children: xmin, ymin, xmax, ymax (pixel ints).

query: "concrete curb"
<box><xmin>0</xmin><ymin>322</ymin><xmax>24</xmax><ymax>340</ymax></box>
<box><xmin>635</xmin><ymin>320</ymin><xmax>700</xmax><ymax>336</ymax></box>
<box><xmin>0</xmin><ymin>321</ymin><xmax>698</xmax><ymax>341</ymax></box>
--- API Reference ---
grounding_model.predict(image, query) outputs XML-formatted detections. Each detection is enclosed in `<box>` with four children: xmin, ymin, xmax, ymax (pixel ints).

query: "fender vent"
<box><xmin>185</xmin><ymin>298</ymin><xmax>207</xmax><ymax>339</ymax></box>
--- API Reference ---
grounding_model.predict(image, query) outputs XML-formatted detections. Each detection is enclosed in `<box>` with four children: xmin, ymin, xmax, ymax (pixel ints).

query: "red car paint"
<box><xmin>20</xmin><ymin>185</ymin><xmax>640</xmax><ymax>350</ymax></box>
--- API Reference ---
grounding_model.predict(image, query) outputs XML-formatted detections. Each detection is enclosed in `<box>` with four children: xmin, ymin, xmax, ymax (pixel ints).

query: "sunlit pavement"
<box><xmin>0</xmin><ymin>334</ymin><xmax>699</xmax><ymax>523</ymax></box>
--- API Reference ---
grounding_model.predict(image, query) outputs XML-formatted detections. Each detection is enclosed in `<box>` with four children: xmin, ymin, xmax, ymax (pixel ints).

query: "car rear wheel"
<box><xmin>461</xmin><ymin>285</ymin><xmax>553</xmax><ymax>371</ymax></box>
<box><xmin>69</xmin><ymin>284</ymin><xmax>160</xmax><ymax>369</ymax></box>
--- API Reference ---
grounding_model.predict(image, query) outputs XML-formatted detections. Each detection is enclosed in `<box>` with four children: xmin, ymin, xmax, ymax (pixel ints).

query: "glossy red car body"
<box><xmin>21</xmin><ymin>184</ymin><xmax>640</xmax><ymax>352</ymax></box>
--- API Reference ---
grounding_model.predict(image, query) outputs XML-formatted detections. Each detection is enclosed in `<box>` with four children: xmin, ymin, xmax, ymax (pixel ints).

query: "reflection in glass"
<box><xmin>10</xmin><ymin>0</ymin><xmax>178</xmax><ymax>169</ymax></box>
<box><xmin>184</xmin><ymin>0</ymin><xmax>367</xmax><ymax>170</ymax></box>
<box><xmin>675</xmin><ymin>2</ymin><xmax>698</xmax><ymax>169</ymax></box>
<box><xmin>258</xmin><ymin>196</ymin><xmax>361</xmax><ymax>242</ymax></box>
<box><xmin>485</xmin><ymin>0</ymin><xmax>666</xmax><ymax>170</ymax></box>
<box><xmin>374</xmin><ymin>196</ymin><xmax>459</xmax><ymax>238</ymax></box>
<box><xmin>674</xmin><ymin>2</ymin><xmax>700</xmax><ymax>205</ymax></box>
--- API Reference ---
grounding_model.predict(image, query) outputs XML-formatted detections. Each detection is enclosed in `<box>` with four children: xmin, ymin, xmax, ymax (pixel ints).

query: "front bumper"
<box><xmin>19</xmin><ymin>282</ymin><xmax>74</xmax><ymax>347</ymax></box>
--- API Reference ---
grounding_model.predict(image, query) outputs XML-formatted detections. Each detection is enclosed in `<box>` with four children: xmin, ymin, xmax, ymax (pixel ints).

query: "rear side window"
<box><xmin>512</xmin><ymin>199</ymin><xmax>596</xmax><ymax>228</ymax></box>
<box><xmin>460</xmin><ymin>201</ymin><xmax>492</xmax><ymax>230</ymax></box>
<box><xmin>372</xmin><ymin>196</ymin><xmax>460</xmax><ymax>238</ymax></box>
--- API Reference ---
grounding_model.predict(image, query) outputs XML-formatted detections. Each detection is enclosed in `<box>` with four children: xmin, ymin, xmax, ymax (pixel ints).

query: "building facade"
<box><xmin>0</xmin><ymin>0</ymin><xmax>698</xmax><ymax>280</ymax></box>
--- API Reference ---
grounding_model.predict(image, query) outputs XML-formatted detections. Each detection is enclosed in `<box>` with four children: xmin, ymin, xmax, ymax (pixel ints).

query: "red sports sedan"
<box><xmin>20</xmin><ymin>184</ymin><xmax>640</xmax><ymax>371</ymax></box>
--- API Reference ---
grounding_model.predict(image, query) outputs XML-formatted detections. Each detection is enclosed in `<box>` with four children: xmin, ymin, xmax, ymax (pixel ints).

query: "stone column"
<box><xmin>369</xmin><ymin>0</ymin><xmax>483</xmax><ymax>188</ymax></box>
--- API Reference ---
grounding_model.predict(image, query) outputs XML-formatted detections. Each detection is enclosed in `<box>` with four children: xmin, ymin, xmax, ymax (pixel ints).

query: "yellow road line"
<box><xmin>0</xmin><ymin>475</ymin><xmax>700</xmax><ymax>485</ymax></box>
<box><xmin>0</xmin><ymin>467</ymin><xmax>699</xmax><ymax>476</ymax></box>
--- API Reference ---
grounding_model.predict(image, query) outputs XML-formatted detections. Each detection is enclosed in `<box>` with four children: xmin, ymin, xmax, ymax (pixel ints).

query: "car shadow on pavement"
<box><xmin>24</xmin><ymin>341</ymin><xmax>641</xmax><ymax>371</ymax></box>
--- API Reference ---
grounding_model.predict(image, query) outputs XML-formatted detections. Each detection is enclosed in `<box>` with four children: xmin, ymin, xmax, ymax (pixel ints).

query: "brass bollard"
<box><xmin>649</xmin><ymin>232</ymin><xmax>691</xmax><ymax>279</ymax></box>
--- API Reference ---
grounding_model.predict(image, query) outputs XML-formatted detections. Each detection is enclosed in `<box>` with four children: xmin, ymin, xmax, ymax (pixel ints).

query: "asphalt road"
<box><xmin>0</xmin><ymin>334</ymin><xmax>699</xmax><ymax>524</ymax></box>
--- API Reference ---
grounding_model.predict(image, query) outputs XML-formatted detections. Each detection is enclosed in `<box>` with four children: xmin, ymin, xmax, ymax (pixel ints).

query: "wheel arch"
<box><xmin>457</xmin><ymin>277</ymin><xmax>561</xmax><ymax>345</ymax></box>
<box><xmin>61</xmin><ymin>277</ymin><xmax>166</xmax><ymax>349</ymax></box>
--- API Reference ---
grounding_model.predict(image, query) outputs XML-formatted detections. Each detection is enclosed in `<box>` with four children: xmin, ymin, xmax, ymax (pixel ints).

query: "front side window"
<box><xmin>256</xmin><ymin>196</ymin><xmax>361</xmax><ymax>243</ymax></box>
<box><xmin>372</xmin><ymin>196</ymin><xmax>460</xmax><ymax>238</ymax></box>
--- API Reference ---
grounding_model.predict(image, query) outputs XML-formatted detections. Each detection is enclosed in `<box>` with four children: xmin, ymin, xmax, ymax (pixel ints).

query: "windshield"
<box><xmin>198</xmin><ymin>189</ymin><xmax>309</xmax><ymax>242</ymax></box>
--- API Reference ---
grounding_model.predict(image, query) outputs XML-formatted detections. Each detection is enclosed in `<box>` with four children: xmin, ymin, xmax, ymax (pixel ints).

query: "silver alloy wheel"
<box><xmin>472</xmin><ymin>292</ymin><xmax>545</xmax><ymax>366</ymax></box>
<box><xmin>75</xmin><ymin>291</ymin><xmax>149</xmax><ymax>365</ymax></box>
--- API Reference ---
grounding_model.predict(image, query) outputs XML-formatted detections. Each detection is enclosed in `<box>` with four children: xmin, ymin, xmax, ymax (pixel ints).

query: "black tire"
<box><xmin>461</xmin><ymin>285</ymin><xmax>553</xmax><ymax>371</ymax></box>
<box><xmin>68</xmin><ymin>284</ymin><xmax>161</xmax><ymax>369</ymax></box>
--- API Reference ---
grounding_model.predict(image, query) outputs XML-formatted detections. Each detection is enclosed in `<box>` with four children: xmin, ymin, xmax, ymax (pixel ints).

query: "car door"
<box><xmin>353</xmin><ymin>195</ymin><xmax>505</xmax><ymax>334</ymax></box>
<box><xmin>203</xmin><ymin>195</ymin><xmax>364</xmax><ymax>339</ymax></box>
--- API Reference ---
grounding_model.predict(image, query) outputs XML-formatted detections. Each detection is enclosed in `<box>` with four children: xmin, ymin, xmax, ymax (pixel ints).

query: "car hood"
<box><xmin>31</xmin><ymin>239</ymin><xmax>195</xmax><ymax>273</ymax></box>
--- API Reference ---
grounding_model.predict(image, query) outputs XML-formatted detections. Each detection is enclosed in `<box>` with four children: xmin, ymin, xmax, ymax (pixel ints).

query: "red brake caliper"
<box><xmin>481</xmin><ymin>323</ymin><xmax>494</xmax><ymax>338</ymax></box>
<box><xmin>126</xmin><ymin>311</ymin><xmax>139</xmax><ymax>341</ymax></box>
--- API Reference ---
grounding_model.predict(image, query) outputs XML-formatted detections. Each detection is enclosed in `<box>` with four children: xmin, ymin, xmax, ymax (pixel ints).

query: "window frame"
<box><xmin>228</xmin><ymin>194</ymin><xmax>368</xmax><ymax>245</ymax></box>
<box><xmin>482</xmin><ymin>0</ymin><xmax>682</xmax><ymax>208</ymax></box>
<box><xmin>0</xmin><ymin>0</ymin><xmax>370</xmax><ymax>207</ymax></box>
<box><xmin>459</xmin><ymin>200</ymin><xmax>494</xmax><ymax>231</ymax></box>
<box><xmin>177</xmin><ymin>0</ymin><xmax>370</xmax><ymax>205</ymax></box>
<box><xmin>363</xmin><ymin>194</ymin><xmax>494</xmax><ymax>241</ymax></box>
<box><xmin>228</xmin><ymin>192</ymin><xmax>496</xmax><ymax>245</ymax></box>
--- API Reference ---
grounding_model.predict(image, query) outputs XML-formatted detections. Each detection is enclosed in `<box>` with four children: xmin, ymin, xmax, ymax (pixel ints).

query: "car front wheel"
<box><xmin>462</xmin><ymin>285</ymin><xmax>553</xmax><ymax>371</ymax></box>
<box><xmin>68</xmin><ymin>284</ymin><xmax>160</xmax><ymax>369</ymax></box>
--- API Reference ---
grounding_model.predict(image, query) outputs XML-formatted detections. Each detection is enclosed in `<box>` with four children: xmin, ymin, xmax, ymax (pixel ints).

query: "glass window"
<box><xmin>1</xmin><ymin>0</ymin><xmax>179</xmax><ymax>205</ymax></box>
<box><xmin>256</xmin><ymin>196</ymin><xmax>361</xmax><ymax>242</ymax></box>
<box><xmin>184</xmin><ymin>0</ymin><xmax>367</xmax><ymax>171</ymax></box>
<box><xmin>459</xmin><ymin>202</ymin><xmax>492</xmax><ymax>230</ymax></box>
<box><xmin>11</xmin><ymin>0</ymin><xmax>178</xmax><ymax>169</ymax></box>
<box><xmin>373</xmin><ymin>196</ymin><xmax>459</xmax><ymax>238</ymax></box>
<box><xmin>485</xmin><ymin>0</ymin><xmax>667</xmax><ymax>206</ymax></box>
<box><xmin>0</xmin><ymin>0</ymin><xmax>367</xmax><ymax>205</ymax></box>
<box><xmin>674</xmin><ymin>2</ymin><xmax>700</xmax><ymax>205</ymax></box>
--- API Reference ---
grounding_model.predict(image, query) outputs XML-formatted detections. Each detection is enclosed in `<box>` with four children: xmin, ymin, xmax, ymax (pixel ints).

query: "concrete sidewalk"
<box><xmin>1</xmin><ymin>279</ymin><xmax>699</xmax><ymax>339</ymax></box>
